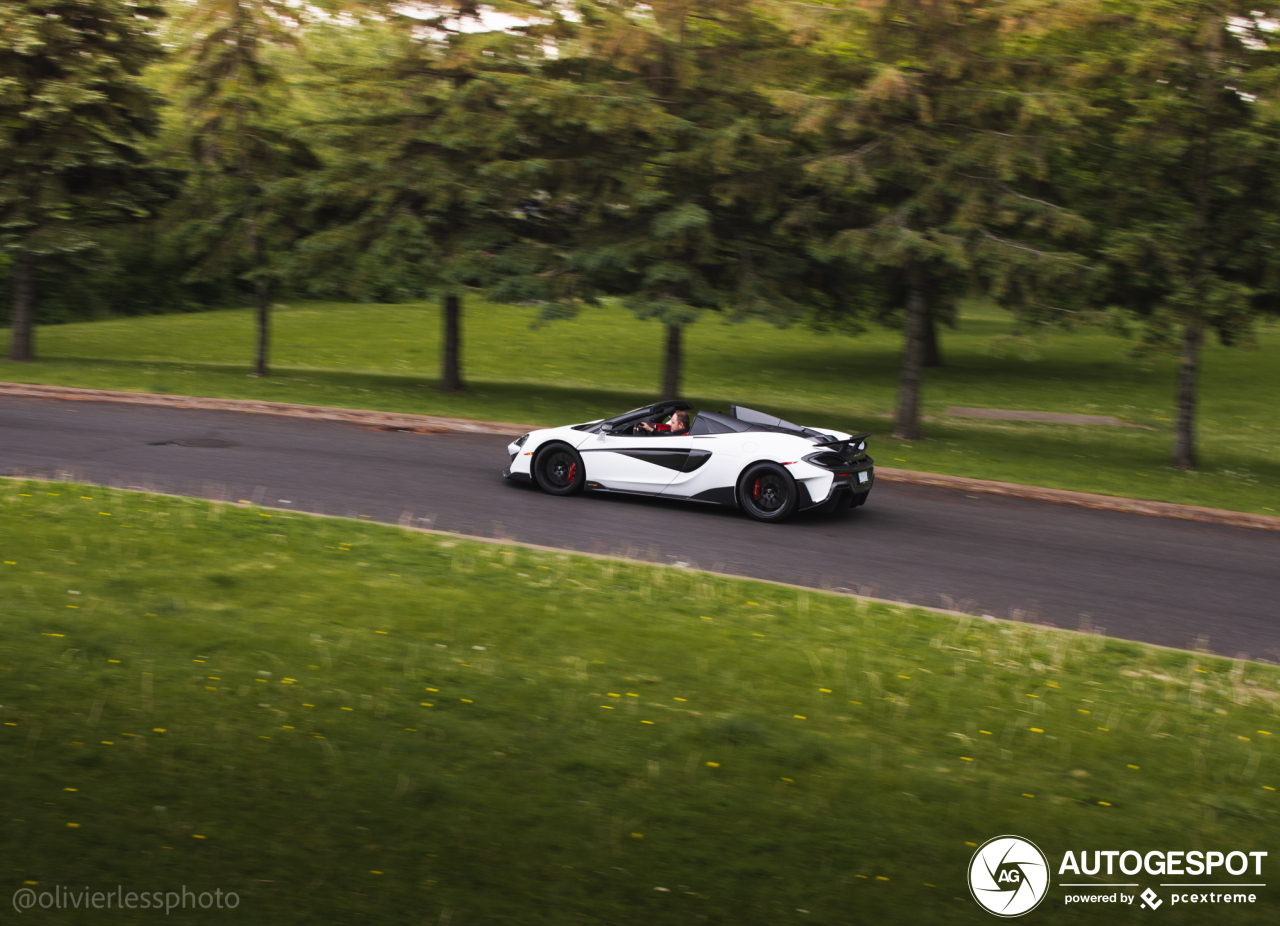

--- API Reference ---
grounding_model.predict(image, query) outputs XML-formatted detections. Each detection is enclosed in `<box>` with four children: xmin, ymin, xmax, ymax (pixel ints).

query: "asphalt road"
<box><xmin>3</xmin><ymin>395</ymin><xmax>1277</xmax><ymax>660</ymax></box>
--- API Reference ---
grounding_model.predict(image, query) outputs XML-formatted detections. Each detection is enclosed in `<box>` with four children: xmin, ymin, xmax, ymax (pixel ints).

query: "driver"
<box><xmin>639</xmin><ymin>410</ymin><xmax>691</xmax><ymax>435</ymax></box>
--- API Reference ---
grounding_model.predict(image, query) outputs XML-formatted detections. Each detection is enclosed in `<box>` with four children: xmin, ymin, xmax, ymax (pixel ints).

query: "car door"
<box><xmin>661</xmin><ymin>432</ymin><xmax>741</xmax><ymax>503</ymax></box>
<box><xmin>580</xmin><ymin>431</ymin><xmax>692</xmax><ymax>494</ymax></box>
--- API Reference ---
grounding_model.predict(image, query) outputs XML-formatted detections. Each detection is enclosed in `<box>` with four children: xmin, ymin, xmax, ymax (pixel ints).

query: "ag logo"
<box><xmin>968</xmin><ymin>835</ymin><xmax>1050</xmax><ymax>917</ymax></box>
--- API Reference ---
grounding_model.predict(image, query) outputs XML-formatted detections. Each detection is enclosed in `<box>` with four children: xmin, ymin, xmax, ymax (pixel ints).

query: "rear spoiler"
<box><xmin>822</xmin><ymin>432</ymin><xmax>871</xmax><ymax>454</ymax></box>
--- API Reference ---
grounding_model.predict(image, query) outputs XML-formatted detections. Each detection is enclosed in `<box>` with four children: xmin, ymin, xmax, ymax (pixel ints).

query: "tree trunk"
<box><xmin>661</xmin><ymin>323</ymin><xmax>682</xmax><ymax>400</ymax></box>
<box><xmin>253</xmin><ymin>278</ymin><xmax>271</xmax><ymax>377</ymax></box>
<box><xmin>921</xmin><ymin>302</ymin><xmax>943</xmax><ymax>368</ymax></box>
<box><xmin>440</xmin><ymin>292</ymin><xmax>464</xmax><ymax>391</ymax></box>
<box><xmin>893</xmin><ymin>275</ymin><xmax>927</xmax><ymax>440</ymax></box>
<box><xmin>1171</xmin><ymin>321</ymin><xmax>1202</xmax><ymax>470</ymax></box>
<box><xmin>7</xmin><ymin>251</ymin><xmax>35</xmax><ymax>362</ymax></box>
<box><xmin>245</xmin><ymin>203</ymin><xmax>270</xmax><ymax>377</ymax></box>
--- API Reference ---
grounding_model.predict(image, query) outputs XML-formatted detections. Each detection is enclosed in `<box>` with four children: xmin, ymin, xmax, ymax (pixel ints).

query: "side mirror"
<box><xmin>599</xmin><ymin>423</ymin><xmax>614</xmax><ymax>434</ymax></box>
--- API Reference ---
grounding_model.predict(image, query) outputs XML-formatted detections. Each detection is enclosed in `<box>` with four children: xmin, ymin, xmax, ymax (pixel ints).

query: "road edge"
<box><xmin>2</xmin><ymin>472</ymin><xmax>1247</xmax><ymax>664</ymax></box>
<box><xmin>4</xmin><ymin>380</ymin><xmax>1278</xmax><ymax>533</ymax></box>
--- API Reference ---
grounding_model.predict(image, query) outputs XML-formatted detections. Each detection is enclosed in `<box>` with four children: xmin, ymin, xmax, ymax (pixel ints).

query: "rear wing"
<box><xmin>821</xmin><ymin>432</ymin><xmax>871</xmax><ymax>455</ymax></box>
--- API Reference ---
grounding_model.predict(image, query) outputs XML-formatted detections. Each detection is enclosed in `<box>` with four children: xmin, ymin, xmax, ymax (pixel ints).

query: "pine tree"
<box><xmin>287</xmin><ymin>12</ymin><xmax>551</xmax><ymax>393</ymax></box>
<box><xmin>167</xmin><ymin>0</ymin><xmax>319</xmax><ymax>377</ymax></box>
<box><xmin>0</xmin><ymin>0</ymin><xmax>168</xmax><ymax>361</ymax></box>
<box><xmin>534</xmin><ymin>0</ymin><xmax>818</xmax><ymax>401</ymax></box>
<box><xmin>796</xmin><ymin>0</ymin><xmax>1086</xmax><ymax>439</ymax></box>
<box><xmin>1062</xmin><ymin>1</ymin><xmax>1280</xmax><ymax>470</ymax></box>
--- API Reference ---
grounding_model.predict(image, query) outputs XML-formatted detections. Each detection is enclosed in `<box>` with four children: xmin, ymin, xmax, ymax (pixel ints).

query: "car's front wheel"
<box><xmin>738</xmin><ymin>463</ymin><xmax>798</xmax><ymax>522</ymax></box>
<box><xmin>533</xmin><ymin>444</ymin><xmax>585</xmax><ymax>496</ymax></box>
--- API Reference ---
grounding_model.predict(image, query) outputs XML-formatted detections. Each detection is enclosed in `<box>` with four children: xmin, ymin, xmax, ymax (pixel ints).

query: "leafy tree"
<box><xmin>287</xmin><ymin>12</ymin><xmax>555</xmax><ymax>393</ymax></box>
<box><xmin>165</xmin><ymin>0</ymin><xmax>322</xmax><ymax>377</ymax></box>
<box><xmin>1061</xmin><ymin>2</ymin><xmax>1280</xmax><ymax>469</ymax></box>
<box><xmin>529</xmin><ymin>0</ymin><xmax>820</xmax><ymax>400</ymax></box>
<box><xmin>795</xmin><ymin>0</ymin><xmax>1086</xmax><ymax>439</ymax></box>
<box><xmin>0</xmin><ymin>0</ymin><xmax>169</xmax><ymax>361</ymax></box>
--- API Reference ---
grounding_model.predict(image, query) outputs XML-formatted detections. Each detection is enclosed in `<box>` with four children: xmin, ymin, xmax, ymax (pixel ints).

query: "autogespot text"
<box><xmin>12</xmin><ymin>885</ymin><xmax>238</xmax><ymax>914</ymax></box>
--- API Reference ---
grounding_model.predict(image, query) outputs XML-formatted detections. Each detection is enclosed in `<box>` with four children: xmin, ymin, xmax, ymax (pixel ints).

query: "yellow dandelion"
<box><xmin>705</xmin><ymin>762</ymin><xmax>720</xmax><ymax>768</ymax></box>
<box><xmin>66</xmin><ymin>823</ymin><xmax>80</xmax><ymax>829</ymax></box>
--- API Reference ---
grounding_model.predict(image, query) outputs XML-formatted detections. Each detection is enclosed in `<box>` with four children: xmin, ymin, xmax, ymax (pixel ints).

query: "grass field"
<box><xmin>3</xmin><ymin>298</ymin><xmax>1279</xmax><ymax>515</ymax></box>
<box><xmin>2</xmin><ymin>481</ymin><xmax>1277</xmax><ymax>924</ymax></box>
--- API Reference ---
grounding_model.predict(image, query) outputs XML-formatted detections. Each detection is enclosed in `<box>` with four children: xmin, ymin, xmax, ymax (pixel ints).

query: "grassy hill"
<box><xmin>2</xmin><ymin>482</ymin><xmax>1276</xmax><ymax>923</ymax></box>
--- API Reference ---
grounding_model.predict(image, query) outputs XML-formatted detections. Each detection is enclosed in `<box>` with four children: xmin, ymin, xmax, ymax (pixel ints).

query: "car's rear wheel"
<box><xmin>738</xmin><ymin>463</ymin><xmax>798</xmax><ymax>522</ymax></box>
<box><xmin>534</xmin><ymin>444</ymin><xmax>585</xmax><ymax>496</ymax></box>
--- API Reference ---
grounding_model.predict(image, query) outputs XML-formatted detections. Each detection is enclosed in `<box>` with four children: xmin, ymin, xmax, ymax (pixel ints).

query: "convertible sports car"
<box><xmin>503</xmin><ymin>401</ymin><xmax>874</xmax><ymax>522</ymax></box>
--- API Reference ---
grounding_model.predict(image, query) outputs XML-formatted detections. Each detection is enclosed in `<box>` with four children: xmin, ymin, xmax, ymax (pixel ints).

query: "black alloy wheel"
<box><xmin>534</xmin><ymin>444</ymin><xmax>585</xmax><ymax>496</ymax></box>
<box><xmin>738</xmin><ymin>463</ymin><xmax>798</xmax><ymax>522</ymax></box>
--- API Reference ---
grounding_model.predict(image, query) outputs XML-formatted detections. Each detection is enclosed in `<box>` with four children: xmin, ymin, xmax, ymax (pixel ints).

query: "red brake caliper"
<box><xmin>568</xmin><ymin>463</ymin><xmax>578</xmax><ymax>482</ymax></box>
<box><xmin>753</xmin><ymin>478</ymin><xmax>761</xmax><ymax>501</ymax></box>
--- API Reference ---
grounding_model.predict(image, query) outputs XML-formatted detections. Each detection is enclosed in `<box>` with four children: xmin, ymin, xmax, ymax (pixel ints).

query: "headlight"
<box><xmin>514</xmin><ymin>433</ymin><xmax>530</xmax><ymax>447</ymax></box>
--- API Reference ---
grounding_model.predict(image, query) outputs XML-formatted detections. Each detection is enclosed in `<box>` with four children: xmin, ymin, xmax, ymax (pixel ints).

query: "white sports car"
<box><xmin>503</xmin><ymin>402</ymin><xmax>874</xmax><ymax>522</ymax></box>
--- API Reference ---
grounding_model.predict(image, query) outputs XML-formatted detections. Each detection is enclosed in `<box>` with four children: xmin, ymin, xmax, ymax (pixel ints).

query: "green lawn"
<box><xmin>4</xmin><ymin>299</ymin><xmax>1279</xmax><ymax>515</ymax></box>
<box><xmin>2</xmin><ymin>482</ymin><xmax>1277</xmax><ymax>924</ymax></box>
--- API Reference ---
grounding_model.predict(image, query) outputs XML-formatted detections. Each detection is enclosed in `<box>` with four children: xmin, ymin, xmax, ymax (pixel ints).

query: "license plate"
<box><xmin>857</xmin><ymin>471</ymin><xmax>869</xmax><ymax>484</ymax></box>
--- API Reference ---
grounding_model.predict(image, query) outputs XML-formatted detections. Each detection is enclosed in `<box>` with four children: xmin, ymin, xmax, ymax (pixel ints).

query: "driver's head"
<box><xmin>671</xmin><ymin>411</ymin><xmax>690</xmax><ymax>431</ymax></box>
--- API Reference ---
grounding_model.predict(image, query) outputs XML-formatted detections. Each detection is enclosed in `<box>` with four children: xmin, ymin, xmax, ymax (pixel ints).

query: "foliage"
<box><xmin>162</xmin><ymin>0</ymin><xmax>326</xmax><ymax>375</ymax></box>
<box><xmin>790</xmin><ymin>0</ymin><xmax>1090</xmax><ymax>438</ymax></box>
<box><xmin>0</xmin><ymin>0</ymin><xmax>172</xmax><ymax>357</ymax></box>
<box><xmin>1053</xmin><ymin>1</ymin><xmax>1280</xmax><ymax>468</ymax></box>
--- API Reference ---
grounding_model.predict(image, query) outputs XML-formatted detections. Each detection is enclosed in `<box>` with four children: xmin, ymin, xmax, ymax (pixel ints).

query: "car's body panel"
<box><xmin>579</xmin><ymin>431</ymin><xmax>692</xmax><ymax>493</ymax></box>
<box><xmin>503</xmin><ymin>403</ymin><xmax>874</xmax><ymax>519</ymax></box>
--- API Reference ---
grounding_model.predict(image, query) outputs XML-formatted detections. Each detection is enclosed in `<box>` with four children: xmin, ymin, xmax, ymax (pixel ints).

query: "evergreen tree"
<box><xmin>531</xmin><ymin>0</ymin><xmax>819</xmax><ymax>400</ymax></box>
<box><xmin>1062</xmin><ymin>1</ymin><xmax>1280</xmax><ymax>469</ymax></box>
<box><xmin>0</xmin><ymin>0</ymin><xmax>169</xmax><ymax>361</ymax></box>
<box><xmin>167</xmin><ymin>0</ymin><xmax>320</xmax><ymax>377</ymax></box>
<box><xmin>796</xmin><ymin>0</ymin><xmax>1086</xmax><ymax>439</ymax></box>
<box><xmin>288</xmin><ymin>12</ymin><xmax>553</xmax><ymax>393</ymax></box>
